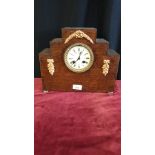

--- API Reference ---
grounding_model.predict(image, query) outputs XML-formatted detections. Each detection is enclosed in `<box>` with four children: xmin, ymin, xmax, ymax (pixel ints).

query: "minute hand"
<box><xmin>76</xmin><ymin>52</ymin><xmax>82</xmax><ymax>61</ymax></box>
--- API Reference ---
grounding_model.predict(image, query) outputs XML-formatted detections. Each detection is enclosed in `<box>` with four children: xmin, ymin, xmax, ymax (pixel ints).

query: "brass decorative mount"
<box><xmin>64</xmin><ymin>30</ymin><xmax>94</xmax><ymax>44</ymax></box>
<box><xmin>47</xmin><ymin>59</ymin><xmax>55</xmax><ymax>75</ymax></box>
<box><xmin>102</xmin><ymin>59</ymin><xmax>110</xmax><ymax>76</ymax></box>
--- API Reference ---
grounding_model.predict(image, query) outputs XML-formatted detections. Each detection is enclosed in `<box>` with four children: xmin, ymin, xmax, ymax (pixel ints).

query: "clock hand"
<box><xmin>79</xmin><ymin>51</ymin><xmax>83</xmax><ymax>58</ymax></box>
<box><xmin>70</xmin><ymin>60</ymin><xmax>76</xmax><ymax>64</ymax></box>
<box><xmin>76</xmin><ymin>52</ymin><xmax>83</xmax><ymax>61</ymax></box>
<box><xmin>71</xmin><ymin>52</ymin><xmax>83</xmax><ymax>66</ymax></box>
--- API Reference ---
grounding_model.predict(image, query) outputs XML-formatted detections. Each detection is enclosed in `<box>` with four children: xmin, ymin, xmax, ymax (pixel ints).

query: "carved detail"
<box><xmin>102</xmin><ymin>60</ymin><xmax>110</xmax><ymax>76</ymax></box>
<box><xmin>64</xmin><ymin>30</ymin><xmax>94</xmax><ymax>44</ymax></box>
<box><xmin>47</xmin><ymin>59</ymin><xmax>55</xmax><ymax>75</ymax></box>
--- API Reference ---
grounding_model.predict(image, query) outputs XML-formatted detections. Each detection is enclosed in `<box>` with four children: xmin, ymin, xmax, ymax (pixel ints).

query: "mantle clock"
<box><xmin>39</xmin><ymin>27</ymin><xmax>120</xmax><ymax>92</ymax></box>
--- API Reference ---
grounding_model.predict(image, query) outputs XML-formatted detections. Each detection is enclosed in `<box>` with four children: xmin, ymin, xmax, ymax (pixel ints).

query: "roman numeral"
<box><xmin>82</xmin><ymin>61</ymin><xmax>88</xmax><ymax>64</ymax></box>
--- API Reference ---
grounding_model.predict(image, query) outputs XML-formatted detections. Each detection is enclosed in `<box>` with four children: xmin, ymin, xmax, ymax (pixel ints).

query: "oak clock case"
<box><xmin>39</xmin><ymin>27</ymin><xmax>120</xmax><ymax>92</ymax></box>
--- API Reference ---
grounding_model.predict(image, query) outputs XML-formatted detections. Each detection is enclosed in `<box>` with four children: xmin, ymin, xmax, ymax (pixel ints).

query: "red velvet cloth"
<box><xmin>34</xmin><ymin>78</ymin><xmax>121</xmax><ymax>155</ymax></box>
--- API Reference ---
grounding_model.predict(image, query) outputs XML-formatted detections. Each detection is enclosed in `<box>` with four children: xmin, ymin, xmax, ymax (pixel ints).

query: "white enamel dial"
<box><xmin>64</xmin><ymin>43</ymin><xmax>94</xmax><ymax>73</ymax></box>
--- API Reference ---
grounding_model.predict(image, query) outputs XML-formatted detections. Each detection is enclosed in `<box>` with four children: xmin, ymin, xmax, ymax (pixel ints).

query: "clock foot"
<box><xmin>108</xmin><ymin>92</ymin><xmax>114</xmax><ymax>96</ymax></box>
<box><xmin>43</xmin><ymin>90</ymin><xmax>48</xmax><ymax>93</ymax></box>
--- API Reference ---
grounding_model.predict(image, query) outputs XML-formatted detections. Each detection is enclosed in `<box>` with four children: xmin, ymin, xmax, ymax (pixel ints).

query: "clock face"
<box><xmin>64</xmin><ymin>43</ymin><xmax>94</xmax><ymax>73</ymax></box>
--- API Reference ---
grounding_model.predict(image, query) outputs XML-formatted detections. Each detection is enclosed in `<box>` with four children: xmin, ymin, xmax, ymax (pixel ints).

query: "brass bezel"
<box><xmin>64</xmin><ymin>43</ymin><xmax>94</xmax><ymax>73</ymax></box>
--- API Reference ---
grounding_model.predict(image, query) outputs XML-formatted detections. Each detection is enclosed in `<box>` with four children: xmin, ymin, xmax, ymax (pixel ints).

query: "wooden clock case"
<box><xmin>39</xmin><ymin>27</ymin><xmax>120</xmax><ymax>92</ymax></box>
